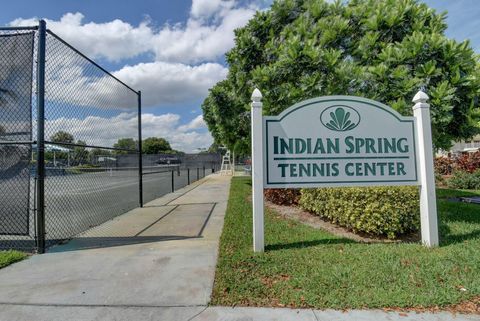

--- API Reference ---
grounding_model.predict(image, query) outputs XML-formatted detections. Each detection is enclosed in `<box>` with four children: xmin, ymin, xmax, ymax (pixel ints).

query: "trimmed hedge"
<box><xmin>299</xmin><ymin>186</ymin><xmax>420</xmax><ymax>239</ymax></box>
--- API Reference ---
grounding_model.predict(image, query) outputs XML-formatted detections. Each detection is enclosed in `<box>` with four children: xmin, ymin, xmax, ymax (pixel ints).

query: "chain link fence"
<box><xmin>0</xmin><ymin>22</ymin><xmax>221</xmax><ymax>253</ymax></box>
<box><xmin>0</xmin><ymin>27</ymin><xmax>36</xmax><ymax>251</ymax></box>
<box><xmin>132</xmin><ymin>153</ymin><xmax>220</xmax><ymax>204</ymax></box>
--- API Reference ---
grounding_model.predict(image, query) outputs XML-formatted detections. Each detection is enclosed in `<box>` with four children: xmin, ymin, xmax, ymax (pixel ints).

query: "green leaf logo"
<box><xmin>320</xmin><ymin>105</ymin><xmax>360</xmax><ymax>131</ymax></box>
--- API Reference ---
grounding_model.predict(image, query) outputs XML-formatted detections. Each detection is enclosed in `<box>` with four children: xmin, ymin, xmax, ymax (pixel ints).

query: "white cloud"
<box><xmin>190</xmin><ymin>0</ymin><xmax>234</xmax><ymax>19</ymax></box>
<box><xmin>177</xmin><ymin>115</ymin><xmax>206</xmax><ymax>132</ymax></box>
<box><xmin>152</xmin><ymin>6</ymin><xmax>256</xmax><ymax>64</ymax></box>
<box><xmin>10</xmin><ymin>13</ymin><xmax>153</xmax><ymax>61</ymax></box>
<box><xmin>113</xmin><ymin>61</ymin><xmax>228</xmax><ymax>106</ymax></box>
<box><xmin>47</xmin><ymin>112</ymin><xmax>212</xmax><ymax>152</ymax></box>
<box><xmin>10</xmin><ymin>2</ymin><xmax>258</xmax><ymax>64</ymax></box>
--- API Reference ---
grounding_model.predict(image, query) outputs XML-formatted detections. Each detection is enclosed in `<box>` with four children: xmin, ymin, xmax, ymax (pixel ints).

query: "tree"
<box><xmin>142</xmin><ymin>137</ymin><xmax>172</xmax><ymax>154</ymax></box>
<box><xmin>202</xmin><ymin>80</ymin><xmax>251</xmax><ymax>155</ymax></box>
<box><xmin>72</xmin><ymin>140</ymin><xmax>87</xmax><ymax>165</ymax></box>
<box><xmin>50</xmin><ymin>131</ymin><xmax>74</xmax><ymax>144</ymax></box>
<box><xmin>200</xmin><ymin>143</ymin><xmax>224</xmax><ymax>154</ymax></box>
<box><xmin>202</xmin><ymin>0</ymin><xmax>480</xmax><ymax>151</ymax></box>
<box><xmin>0</xmin><ymin>125</ymin><xmax>5</xmax><ymax>138</ymax></box>
<box><xmin>113</xmin><ymin>138</ymin><xmax>137</xmax><ymax>155</ymax></box>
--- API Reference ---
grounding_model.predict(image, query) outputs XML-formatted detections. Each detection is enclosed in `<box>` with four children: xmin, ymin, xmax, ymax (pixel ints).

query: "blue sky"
<box><xmin>1</xmin><ymin>0</ymin><xmax>478</xmax><ymax>151</ymax></box>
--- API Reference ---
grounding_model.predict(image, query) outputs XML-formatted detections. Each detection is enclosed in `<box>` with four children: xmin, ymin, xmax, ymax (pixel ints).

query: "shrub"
<box><xmin>264</xmin><ymin>188</ymin><xmax>300</xmax><ymax>206</ymax></box>
<box><xmin>299</xmin><ymin>186</ymin><xmax>420</xmax><ymax>239</ymax></box>
<box><xmin>435</xmin><ymin>172</ymin><xmax>446</xmax><ymax>187</ymax></box>
<box><xmin>455</xmin><ymin>152</ymin><xmax>480</xmax><ymax>173</ymax></box>
<box><xmin>75</xmin><ymin>164</ymin><xmax>101</xmax><ymax>169</ymax></box>
<box><xmin>447</xmin><ymin>170</ymin><xmax>480</xmax><ymax>190</ymax></box>
<box><xmin>434</xmin><ymin>157</ymin><xmax>455</xmax><ymax>175</ymax></box>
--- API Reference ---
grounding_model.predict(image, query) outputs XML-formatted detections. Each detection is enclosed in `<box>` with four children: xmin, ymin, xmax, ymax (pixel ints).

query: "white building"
<box><xmin>450</xmin><ymin>135</ymin><xmax>480</xmax><ymax>154</ymax></box>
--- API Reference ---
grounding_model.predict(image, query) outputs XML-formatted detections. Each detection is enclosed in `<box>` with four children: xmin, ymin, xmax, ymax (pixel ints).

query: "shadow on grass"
<box><xmin>441</xmin><ymin>230</ymin><xmax>480</xmax><ymax>246</ymax></box>
<box><xmin>438</xmin><ymin>197</ymin><xmax>480</xmax><ymax>246</ymax></box>
<box><xmin>436</xmin><ymin>188</ymin><xmax>480</xmax><ymax>199</ymax></box>
<box><xmin>266</xmin><ymin>238</ymin><xmax>356</xmax><ymax>251</ymax></box>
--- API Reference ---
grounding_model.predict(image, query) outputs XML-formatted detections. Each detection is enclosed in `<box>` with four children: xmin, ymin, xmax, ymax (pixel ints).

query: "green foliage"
<box><xmin>73</xmin><ymin>164</ymin><xmax>100</xmax><ymax>169</ymax></box>
<box><xmin>202</xmin><ymin>0</ymin><xmax>480</xmax><ymax>151</ymax></box>
<box><xmin>299</xmin><ymin>186</ymin><xmax>420</xmax><ymax>239</ymax></box>
<box><xmin>0</xmin><ymin>250</ymin><xmax>26</xmax><ymax>269</ymax></box>
<box><xmin>72</xmin><ymin>140</ymin><xmax>87</xmax><ymax>165</ymax></box>
<box><xmin>142</xmin><ymin>137</ymin><xmax>172</xmax><ymax>154</ymax></box>
<box><xmin>113</xmin><ymin>138</ymin><xmax>137</xmax><ymax>155</ymax></box>
<box><xmin>50</xmin><ymin>131</ymin><xmax>74</xmax><ymax>144</ymax></box>
<box><xmin>447</xmin><ymin>170</ymin><xmax>480</xmax><ymax>190</ymax></box>
<box><xmin>205</xmin><ymin>142</ymin><xmax>223</xmax><ymax>154</ymax></box>
<box><xmin>202</xmin><ymin>80</ymin><xmax>251</xmax><ymax>155</ymax></box>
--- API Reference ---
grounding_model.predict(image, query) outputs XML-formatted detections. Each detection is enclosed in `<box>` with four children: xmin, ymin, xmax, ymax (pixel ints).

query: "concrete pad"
<box><xmin>0</xmin><ymin>241</ymin><xmax>216</xmax><ymax>306</ymax></box>
<box><xmin>0</xmin><ymin>304</ymin><xmax>205</xmax><ymax>321</ymax></box>
<box><xmin>168</xmin><ymin>175</ymin><xmax>230</xmax><ymax>205</ymax></box>
<box><xmin>79</xmin><ymin>206</ymin><xmax>176</xmax><ymax>238</ymax></box>
<box><xmin>140</xmin><ymin>204</ymin><xmax>214</xmax><ymax>237</ymax></box>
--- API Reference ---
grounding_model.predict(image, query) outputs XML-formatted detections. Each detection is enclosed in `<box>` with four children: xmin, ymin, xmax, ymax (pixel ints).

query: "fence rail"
<box><xmin>0</xmin><ymin>21</ymin><xmax>221</xmax><ymax>253</ymax></box>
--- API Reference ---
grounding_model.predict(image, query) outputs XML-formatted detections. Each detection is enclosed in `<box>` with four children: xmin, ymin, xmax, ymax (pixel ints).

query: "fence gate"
<box><xmin>0</xmin><ymin>31</ymin><xmax>34</xmax><ymax>240</ymax></box>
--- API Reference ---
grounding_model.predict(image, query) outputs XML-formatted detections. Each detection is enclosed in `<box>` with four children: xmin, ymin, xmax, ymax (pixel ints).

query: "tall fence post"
<box><xmin>412</xmin><ymin>91</ymin><xmax>439</xmax><ymax>247</ymax></box>
<box><xmin>187</xmin><ymin>168</ymin><xmax>190</xmax><ymax>185</ymax></box>
<box><xmin>171</xmin><ymin>169</ymin><xmax>174</xmax><ymax>192</ymax></box>
<box><xmin>138</xmin><ymin>91</ymin><xmax>143</xmax><ymax>207</ymax></box>
<box><xmin>35</xmin><ymin>20</ymin><xmax>47</xmax><ymax>254</ymax></box>
<box><xmin>251</xmin><ymin>88</ymin><xmax>264</xmax><ymax>252</ymax></box>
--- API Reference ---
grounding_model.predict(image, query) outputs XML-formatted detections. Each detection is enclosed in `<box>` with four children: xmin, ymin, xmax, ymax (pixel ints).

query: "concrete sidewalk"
<box><xmin>0</xmin><ymin>174</ymin><xmax>476</xmax><ymax>321</ymax></box>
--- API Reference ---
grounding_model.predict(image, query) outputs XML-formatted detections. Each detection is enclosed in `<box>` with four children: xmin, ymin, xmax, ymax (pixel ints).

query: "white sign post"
<box><xmin>412</xmin><ymin>91</ymin><xmax>439</xmax><ymax>247</ymax></box>
<box><xmin>251</xmin><ymin>88</ymin><xmax>264</xmax><ymax>252</ymax></box>
<box><xmin>250</xmin><ymin>88</ymin><xmax>439</xmax><ymax>252</ymax></box>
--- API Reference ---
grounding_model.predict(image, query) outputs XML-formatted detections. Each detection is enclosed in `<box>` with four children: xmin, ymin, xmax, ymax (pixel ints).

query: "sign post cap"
<box><xmin>412</xmin><ymin>91</ymin><xmax>429</xmax><ymax>104</ymax></box>
<box><xmin>252</xmin><ymin>88</ymin><xmax>262</xmax><ymax>102</ymax></box>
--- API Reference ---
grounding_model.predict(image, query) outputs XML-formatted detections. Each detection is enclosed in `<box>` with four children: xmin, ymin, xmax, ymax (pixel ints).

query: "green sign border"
<box><xmin>264</xmin><ymin>96</ymin><xmax>418</xmax><ymax>186</ymax></box>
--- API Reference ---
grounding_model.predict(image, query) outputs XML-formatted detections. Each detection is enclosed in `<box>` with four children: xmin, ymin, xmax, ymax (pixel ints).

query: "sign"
<box><xmin>250</xmin><ymin>89</ymin><xmax>438</xmax><ymax>252</ymax></box>
<box><xmin>263</xmin><ymin>96</ymin><xmax>418</xmax><ymax>187</ymax></box>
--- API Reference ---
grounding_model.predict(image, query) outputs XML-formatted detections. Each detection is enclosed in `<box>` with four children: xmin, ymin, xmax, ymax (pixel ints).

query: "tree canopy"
<box><xmin>142</xmin><ymin>137</ymin><xmax>172</xmax><ymax>154</ymax></box>
<box><xmin>113</xmin><ymin>137</ymin><xmax>178</xmax><ymax>154</ymax></box>
<box><xmin>50</xmin><ymin>131</ymin><xmax>74</xmax><ymax>144</ymax></box>
<box><xmin>202</xmin><ymin>0</ymin><xmax>480</xmax><ymax>151</ymax></box>
<box><xmin>113</xmin><ymin>138</ymin><xmax>137</xmax><ymax>154</ymax></box>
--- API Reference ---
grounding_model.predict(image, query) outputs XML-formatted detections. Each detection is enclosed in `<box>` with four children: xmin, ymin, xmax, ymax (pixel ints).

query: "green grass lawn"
<box><xmin>212</xmin><ymin>177</ymin><xmax>480</xmax><ymax>309</ymax></box>
<box><xmin>0</xmin><ymin>250</ymin><xmax>27</xmax><ymax>269</ymax></box>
